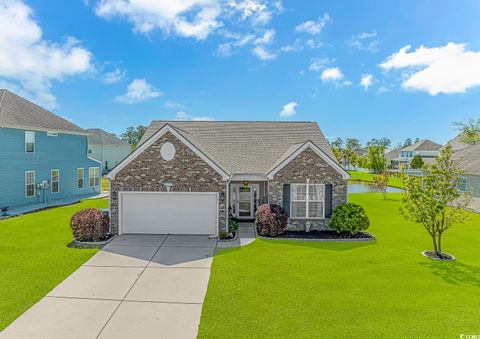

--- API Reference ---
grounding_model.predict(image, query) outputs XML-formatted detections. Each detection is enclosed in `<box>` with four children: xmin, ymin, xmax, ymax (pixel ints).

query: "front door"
<box><xmin>237</xmin><ymin>186</ymin><xmax>253</xmax><ymax>218</ymax></box>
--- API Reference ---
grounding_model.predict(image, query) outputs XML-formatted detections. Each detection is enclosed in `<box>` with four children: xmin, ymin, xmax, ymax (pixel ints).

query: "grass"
<box><xmin>198</xmin><ymin>193</ymin><xmax>480</xmax><ymax>338</ymax></box>
<box><xmin>349</xmin><ymin>170</ymin><xmax>404</xmax><ymax>188</ymax></box>
<box><xmin>0</xmin><ymin>198</ymin><xmax>108</xmax><ymax>331</ymax></box>
<box><xmin>102</xmin><ymin>176</ymin><xmax>109</xmax><ymax>191</ymax></box>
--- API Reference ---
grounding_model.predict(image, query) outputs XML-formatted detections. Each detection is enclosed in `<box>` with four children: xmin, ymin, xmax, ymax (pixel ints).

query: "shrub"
<box><xmin>229</xmin><ymin>219</ymin><xmax>239</xmax><ymax>233</ymax></box>
<box><xmin>70</xmin><ymin>208</ymin><xmax>110</xmax><ymax>242</ymax></box>
<box><xmin>329</xmin><ymin>203</ymin><xmax>370</xmax><ymax>235</ymax></box>
<box><xmin>255</xmin><ymin>204</ymin><xmax>288</xmax><ymax>237</ymax></box>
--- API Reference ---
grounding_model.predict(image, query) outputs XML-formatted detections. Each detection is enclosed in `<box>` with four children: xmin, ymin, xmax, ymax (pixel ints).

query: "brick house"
<box><xmin>106</xmin><ymin>121</ymin><xmax>350</xmax><ymax>235</ymax></box>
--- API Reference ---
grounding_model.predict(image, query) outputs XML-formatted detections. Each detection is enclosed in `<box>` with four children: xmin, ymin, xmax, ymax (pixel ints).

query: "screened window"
<box><xmin>458</xmin><ymin>177</ymin><xmax>468</xmax><ymax>192</ymax></box>
<box><xmin>89</xmin><ymin>167</ymin><xmax>100</xmax><ymax>187</ymax></box>
<box><xmin>51</xmin><ymin>170</ymin><xmax>59</xmax><ymax>193</ymax></box>
<box><xmin>77</xmin><ymin>168</ymin><xmax>84</xmax><ymax>189</ymax></box>
<box><xmin>25</xmin><ymin>131</ymin><xmax>35</xmax><ymax>153</ymax></box>
<box><xmin>25</xmin><ymin>171</ymin><xmax>35</xmax><ymax>197</ymax></box>
<box><xmin>291</xmin><ymin>184</ymin><xmax>325</xmax><ymax>219</ymax></box>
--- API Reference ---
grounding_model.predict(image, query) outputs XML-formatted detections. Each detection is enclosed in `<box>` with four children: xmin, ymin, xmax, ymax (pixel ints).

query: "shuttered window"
<box><xmin>290</xmin><ymin>184</ymin><xmax>325</xmax><ymax>219</ymax></box>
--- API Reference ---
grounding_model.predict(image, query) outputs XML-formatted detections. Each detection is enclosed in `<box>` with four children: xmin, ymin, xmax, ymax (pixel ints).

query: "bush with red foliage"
<box><xmin>70</xmin><ymin>208</ymin><xmax>110</xmax><ymax>242</ymax></box>
<box><xmin>255</xmin><ymin>204</ymin><xmax>288</xmax><ymax>237</ymax></box>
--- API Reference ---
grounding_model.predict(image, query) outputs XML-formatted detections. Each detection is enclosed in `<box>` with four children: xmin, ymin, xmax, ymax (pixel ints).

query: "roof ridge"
<box><xmin>152</xmin><ymin>120</ymin><xmax>316</xmax><ymax>124</ymax></box>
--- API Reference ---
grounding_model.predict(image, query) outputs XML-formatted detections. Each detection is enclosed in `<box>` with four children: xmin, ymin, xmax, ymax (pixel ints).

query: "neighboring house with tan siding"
<box><xmin>106</xmin><ymin>121</ymin><xmax>349</xmax><ymax>236</ymax></box>
<box><xmin>448</xmin><ymin>134</ymin><xmax>480</xmax><ymax>198</ymax></box>
<box><xmin>86</xmin><ymin>128</ymin><xmax>131</xmax><ymax>174</ymax></box>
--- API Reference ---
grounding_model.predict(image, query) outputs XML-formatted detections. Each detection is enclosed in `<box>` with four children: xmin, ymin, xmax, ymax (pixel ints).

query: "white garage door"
<box><xmin>119</xmin><ymin>192</ymin><xmax>218</xmax><ymax>235</ymax></box>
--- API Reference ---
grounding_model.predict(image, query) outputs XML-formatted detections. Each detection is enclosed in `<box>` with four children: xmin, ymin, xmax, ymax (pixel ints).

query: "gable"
<box><xmin>267</xmin><ymin>142</ymin><xmax>350</xmax><ymax>180</ymax></box>
<box><xmin>107</xmin><ymin>125</ymin><xmax>229</xmax><ymax>180</ymax></box>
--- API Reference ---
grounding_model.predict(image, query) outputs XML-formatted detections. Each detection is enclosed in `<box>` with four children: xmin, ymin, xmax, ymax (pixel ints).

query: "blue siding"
<box><xmin>0</xmin><ymin>127</ymin><xmax>102</xmax><ymax>209</ymax></box>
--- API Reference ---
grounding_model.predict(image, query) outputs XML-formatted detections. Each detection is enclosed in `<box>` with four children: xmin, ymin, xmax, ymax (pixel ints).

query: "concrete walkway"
<box><xmin>216</xmin><ymin>222</ymin><xmax>256</xmax><ymax>250</ymax></box>
<box><xmin>2</xmin><ymin>235</ymin><xmax>217</xmax><ymax>339</ymax></box>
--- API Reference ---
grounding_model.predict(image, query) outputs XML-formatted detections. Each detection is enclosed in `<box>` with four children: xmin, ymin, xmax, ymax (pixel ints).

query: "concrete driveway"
<box><xmin>2</xmin><ymin>235</ymin><xmax>217</xmax><ymax>339</ymax></box>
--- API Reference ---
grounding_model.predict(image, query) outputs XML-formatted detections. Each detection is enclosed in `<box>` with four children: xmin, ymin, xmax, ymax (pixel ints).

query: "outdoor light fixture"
<box><xmin>220</xmin><ymin>191</ymin><xmax>225</xmax><ymax>202</ymax></box>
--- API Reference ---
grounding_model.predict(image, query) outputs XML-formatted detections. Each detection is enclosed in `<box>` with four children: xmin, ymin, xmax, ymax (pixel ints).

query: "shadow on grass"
<box><xmin>421</xmin><ymin>260</ymin><xmax>480</xmax><ymax>288</ymax></box>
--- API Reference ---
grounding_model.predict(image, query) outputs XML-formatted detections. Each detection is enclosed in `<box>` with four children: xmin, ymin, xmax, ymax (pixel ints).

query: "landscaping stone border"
<box><xmin>67</xmin><ymin>235</ymin><xmax>117</xmax><ymax>249</ymax></box>
<box><xmin>256</xmin><ymin>229</ymin><xmax>376</xmax><ymax>242</ymax></box>
<box><xmin>421</xmin><ymin>250</ymin><xmax>456</xmax><ymax>261</ymax></box>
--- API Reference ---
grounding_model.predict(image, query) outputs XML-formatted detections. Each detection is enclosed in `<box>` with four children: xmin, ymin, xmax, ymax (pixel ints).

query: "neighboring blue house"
<box><xmin>0</xmin><ymin>89</ymin><xmax>102</xmax><ymax>212</ymax></box>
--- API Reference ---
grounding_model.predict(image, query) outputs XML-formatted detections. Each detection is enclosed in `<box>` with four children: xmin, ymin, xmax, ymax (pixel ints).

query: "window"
<box><xmin>458</xmin><ymin>177</ymin><xmax>468</xmax><ymax>192</ymax></box>
<box><xmin>89</xmin><ymin>167</ymin><xmax>100</xmax><ymax>187</ymax></box>
<box><xmin>51</xmin><ymin>170</ymin><xmax>59</xmax><ymax>193</ymax></box>
<box><xmin>25</xmin><ymin>131</ymin><xmax>35</xmax><ymax>153</ymax></box>
<box><xmin>77</xmin><ymin>168</ymin><xmax>84</xmax><ymax>189</ymax></box>
<box><xmin>25</xmin><ymin>171</ymin><xmax>35</xmax><ymax>197</ymax></box>
<box><xmin>291</xmin><ymin>184</ymin><xmax>325</xmax><ymax>219</ymax></box>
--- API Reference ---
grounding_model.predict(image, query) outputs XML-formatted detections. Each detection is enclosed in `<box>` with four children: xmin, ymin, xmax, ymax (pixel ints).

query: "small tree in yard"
<box><xmin>410</xmin><ymin>154</ymin><xmax>424</xmax><ymax>169</ymax></box>
<box><xmin>373</xmin><ymin>172</ymin><xmax>390</xmax><ymax>199</ymax></box>
<box><xmin>400</xmin><ymin>145</ymin><xmax>472</xmax><ymax>260</ymax></box>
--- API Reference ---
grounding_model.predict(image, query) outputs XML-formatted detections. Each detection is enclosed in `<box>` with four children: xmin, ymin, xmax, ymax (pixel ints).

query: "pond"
<box><xmin>348</xmin><ymin>183</ymin><xmax>403</xmax><ymax>194</ymax></box>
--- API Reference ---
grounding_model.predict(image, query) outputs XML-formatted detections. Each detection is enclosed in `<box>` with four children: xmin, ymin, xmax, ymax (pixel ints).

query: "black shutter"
<box><xmin>283</xmin><ymin>184</ymin><xmax>291</xmax><ymax>216</ymax></box>
<box><xmin>325</xmin><ymin>184</ymin><xmax>333</xmax><ymax>218</ymax></box>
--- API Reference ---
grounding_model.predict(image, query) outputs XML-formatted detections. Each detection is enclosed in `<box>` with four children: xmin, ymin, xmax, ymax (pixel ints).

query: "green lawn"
<box><xmin>0</xmin><ymin>198</ymin><xmax>108</xmax><ymax>331</ymax></box>
<box><xmin>198</xmin><ymin>193</ymin><xmax>480</xmax><ymax>338</ymax></box>
<box><xmin>102</xmin><ymin>176</ymin><xmax>109</xmax><ymax>191</ymax></box>
<box><xmin>349</xmin><ymin>170</ymin><xmax>404</xmax><ymax>188</ymax></box>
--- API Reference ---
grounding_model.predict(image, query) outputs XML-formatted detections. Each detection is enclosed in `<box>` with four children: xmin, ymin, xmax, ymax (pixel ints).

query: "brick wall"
<box><xmin>268</xmin><ymin>148</ymin><xmax>348</xmax><ymax>231</ymax></box>
<box><xmin>109</xmin><ymin>131</ymin><xmax>227</xmax><ymax>234</ymax></box>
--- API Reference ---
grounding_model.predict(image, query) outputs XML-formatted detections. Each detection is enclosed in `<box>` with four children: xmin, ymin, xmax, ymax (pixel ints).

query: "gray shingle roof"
<box><xmin>86</xmin><ymin>128</ymin><xmax>130</xmax><ymax>146</ymax></box>
<box><xmin>401</xmin><ymin>139</ymin><xmax>443</xmax><ymax>151</ymax></box>
<box><xmin>139</xmin><ymin>121</ymin><xmax>337</xmax><ymax>174</ymax></box>
<box><xmin>0</xmin><ymin>89</ymin><xmax>86</xmax><ymax>134</ymax></box>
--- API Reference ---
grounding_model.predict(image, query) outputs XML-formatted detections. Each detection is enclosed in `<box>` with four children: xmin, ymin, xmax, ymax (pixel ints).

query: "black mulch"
<box><xmin>260</xmin><ymin>230</ymin><xmax>374</xmax><ymax>240</ymax></box>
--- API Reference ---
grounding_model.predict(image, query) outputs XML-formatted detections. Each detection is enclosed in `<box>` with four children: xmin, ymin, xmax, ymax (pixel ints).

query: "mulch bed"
<box><xmin>422</xmin><ymin>250</ymin><xmax>456</xmax><ymax>261</ymax></box>
<box><xmin>260</xmin><ymin>230</ymin><xmax>374</xmax><ymax>241</ymax></box>
<box><xmin>67</xmin><ymin>234</ymin><xmax>115</xmax><ymax>248</ymax></box>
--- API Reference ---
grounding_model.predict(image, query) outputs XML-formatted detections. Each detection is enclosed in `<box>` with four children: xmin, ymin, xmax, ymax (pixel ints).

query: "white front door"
<box><xmin>119</xmin><ymin>192</ymin><xmax>218</xmax><ymax>235</ymax></box>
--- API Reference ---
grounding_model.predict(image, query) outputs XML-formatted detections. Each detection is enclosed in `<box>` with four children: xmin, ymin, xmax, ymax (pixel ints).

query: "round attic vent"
<box><xmin>160</xmin><ymin>142</ymin><xmax>176</xmax><ymax>161</ymax></box>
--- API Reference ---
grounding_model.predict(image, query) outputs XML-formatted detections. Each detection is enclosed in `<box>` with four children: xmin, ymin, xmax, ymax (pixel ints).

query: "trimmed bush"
<box><xmin>255</xmin><ymin>204</ymin><xmax>288</xmax><ymax>237</ymax></box>
<box><xmin>70</xmin><ymin>208</ymin><xmax>109</xmax><ymax>242</ymax></box>
<box><xmin>329</xmin><ymin>203</ymin><xmax>370</xmax><ymax>235</ymax></box>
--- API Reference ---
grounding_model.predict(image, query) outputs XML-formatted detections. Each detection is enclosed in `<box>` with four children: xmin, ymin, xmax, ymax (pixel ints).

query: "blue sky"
<box><xmin>1</xmin><ymin>0</ymin><xmax>480</xmax><ymax>146</ymax></box>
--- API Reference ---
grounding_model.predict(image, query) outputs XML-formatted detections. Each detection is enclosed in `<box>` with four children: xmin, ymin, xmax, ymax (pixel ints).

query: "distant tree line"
<box><xmin>120</xmin><ymin>125</ymin><xmax>147</xmax><ymax>149</ymax></box>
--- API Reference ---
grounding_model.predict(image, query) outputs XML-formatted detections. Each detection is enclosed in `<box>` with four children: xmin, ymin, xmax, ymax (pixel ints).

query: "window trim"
<box><xmin>290</xmin><ymin>183</ymin><xmax>325</xmax><ymax>220</ymax></box>
<box><xmin>77</xmin><ymin>168</ymin><xmax>84</xmax><ymax>189</ymax></box>
<box><xmin>51</xmin><ymin>169</ymin><xmax>60</xmax><ymax>193</ymax></box>
<box><xmin>25</xmin><ymin>171</ymin><xmax>35</xmax><ymax>198</ymax></box>
<box><xmin>25</xmin><ymin>131</ymin><xmax>35</xmax><ymax>153</ymax></box>
<box><xmin>89</xmin><ymin>167</ymin><xmax>100</xmax><ymax>187</ymax></box>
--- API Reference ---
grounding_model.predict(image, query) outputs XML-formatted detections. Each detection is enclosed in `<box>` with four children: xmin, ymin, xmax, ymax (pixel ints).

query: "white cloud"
<box><xmin>251</xmin><ymin>45</ymin><xmax>276</xmax><ymax>60</ymax></box>
<box><xmin>174</xmin><ymin>111</ymin><xmax>215</xmax><ymax>121</ymax></box>
<box><xmin>164</xmin><ymin>100</ymin><xmax>185</xmax><ymax>109</ymax></box>
<box><xmin>279</xmin><ymin>101</ymin><xmax>297</xmax><ymax>117</ymax></box>
<box><xmin>95</xmin><ymin>0</ymin><xmax>222</xmax><ymax>40</ymax></box>
<box><xmin>348</xmin><ymin>30</ymin><xmax>378</xmax><ymax>52</ymax></box>
<box><xmin>295</xmin><ymin>14</ymin><xmax>330</xmax><ymax>35</ymax></box>
<box><xmin>115</xmin><ymin>78</ymin><xmax>162</xmax><ymax>103</ymax></box>
<box><xmin>380</xmin><ymin>42</ymin><xmax>480</xmax><ymax>95</ymax></box>
<box><xmin>308</xmin><ymin>57</ymin><xmax>334</xmax><ymax>71</ymax></box>
<box><xmin>321</xmin><ymin>67</ymin><xmax>343</xmax><ymax>82</ymax></box>
<box><xmin>0</xmin><ymin>0</ymin><xmax>93</xmax><ymax>108</ymax></box>
<box><xmin>360</xmin><ymin>74</ymin><xmax>373</xmax><ymax>90</ymax></box>
<box><xmin>103</xmin><ymin>67</ymin><xmax>126</xmax><ymax>84</ymax></box>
